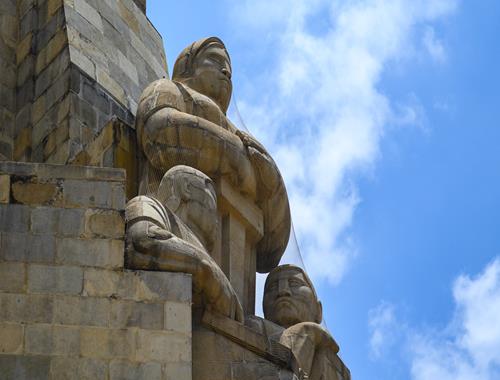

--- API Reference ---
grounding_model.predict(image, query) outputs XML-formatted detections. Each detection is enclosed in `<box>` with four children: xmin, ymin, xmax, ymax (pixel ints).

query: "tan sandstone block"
<box><xmin>11</xmin><ymin>180</ymin><xmax>59</xmax><ymax>205</ymax></box>
<box><xmin>85</xmin><ymin>209</ymin><xmax>124</xmax><ymax>238</ymax></box>
<box><xmin>16</xmin><ymin>33</ymin><xmax>32</xmax><ymax>65</ymax></box>
<box><xmin>47</xmin><ymin>0</ymin><xmax>63</xmax><ymax>17</ymax></box>
<box><xmin>0</xmin><ymin>323</ymin><xmax>24</xmax><ymax>353</ymax></box>
<box><xmin>163</xmin><ymin>362</ymin><xmax>192</xmax><ymax>380</ymax></box>
<box><xmin>0</xmin><ymin>175</ymin><xmax>10</xmax><ymax>203</ymax></box>
<box><xmin>0</xmin><ymin>262</ymin><xmax>26</xmax><ymax>293</ymax></box>
<box><xmin>80</xmin><ymin>327</ymin><xmax>135</xmax><ymax>360</ymax></box>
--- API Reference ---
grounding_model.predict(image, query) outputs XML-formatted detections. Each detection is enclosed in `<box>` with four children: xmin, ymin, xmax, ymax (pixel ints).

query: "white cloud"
<box><xmin>368</xmin><ymin>302</ymin><xmax>400</xmax><ymax>359</ymax></box>
<box><xmin>230</xmin><ymin>0</ymin><xmax>458</xmax><ymax>286</ymax></box>
<box><xmin>410</xmin><ymin>259</ymin><xmax>500</xmax><ymax>380</ymax></box>
<box><xmin>368</xmin><ymin>259</ymin><xmax>500</xmax><ymax>380</ymax></box>
<box><xmin>423</xmin><ymin>26</ymin><xmax>447</xmax><ymax>63</ymax></box>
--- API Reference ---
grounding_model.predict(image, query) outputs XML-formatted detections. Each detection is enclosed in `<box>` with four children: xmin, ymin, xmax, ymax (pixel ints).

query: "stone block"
<box><xmin>164</xmin><ymin>362</ymin><xmax>192</xmax><ymax>380</ymax></box>
<box><xmin>165</xmin><ymin>302</ymin><xmax>191</xmax><ymax>335</ymax></box>
<box><xmin>25</xmin><ymin>324</ymin><xmax>80</xmax><ymax>356</ymax></box>
<box><xmin>0</xmin><ymin>323</ymin><xmax>24</xmax><ymax>354</ymax></box>
<box><xmin>110</xmin><ymin>300</ymin><xmax>164</xmax><ymax>330</ymax></box>
<box><xmin>85</xmin><ymin>209</ymin><xmax>124</xmax><ymax>238</ymax></box>
<box><xmin>136</xmin><ymin>271</ymin><xmax>192</xmax><ymax>303</ymax></box>
<box><xmin>0</xmin><ymin>262</ymin><xmax>26</xmax><ymax>293</ymax></box>
<box><xmin>56</xmin><ymin>238</ymin><xmax>124</xmax><ymax>269</ymax></box>
<box><xmin>1</xmin><ymin>233</ymin><xmax>55</xmax><ymax>263</ymax></box>
<box><xmin>11</xmin><ymin>180</ymin><xmax>59</xmax><ymax>205</ymax></box>
<box><xmin>0</xmin><ymin>294</ymin><xmax>53</xmax><ymax>323</ymax></box>
<box><xmin>82</xmin><ymin>267</ymin><xmax>121</xmax><ymax>297</ymax></box>
<box><xmin>0</xmin><ymin>355</ymin><xmax>50</xmax><ymax>380</ymax></box>
<box><xmin>28</xmin><ymin>264</ymin><xmax>83</xmax><ymax>295</ymax></box>
<box><xmin>74</xmin><ymin>0</ymin><xmax>103</xmax><ymax>32</ymax></box>
<box><xmin>80</xmin><ymin>327</ymin><xmax>135</xmax><ymax>359</ymax></box>
<box><xmin>0</xmin><ymin>204</ymin><xmax>30</xmax><ymax>233</ymax></box>
<box><xmin>53</xmin><ymin>295</ymin><xmax>109</xmax><ymax>326</ymax></box>
<box><xmin>50</xmin><ymin>357</ymin><xmax>108</xmax><ymax>380</ymax></box>
<box><xmin>31</xmin><ymin>207</ymin><xmax>85</xmax><ymax>237</ymax></box>
<box><xmin>136</xmin><ymin>330</ymin><xmax>190</xmax><ymax>363</ymax></box>
<box><xmin>62</xmin><ymin>179</ymin><xmax>124</xmax><ymax>209</ymax></box>
<box><xmin>35</xmin><ymin>29</ymin><xmax>67</xmax><ymax>75</ymax></box>
<box><xmin>0</xmin><ymin>175</ymin><xmax>10</xmax><ymax>203</ymax></box>
<box><xmin>16</xmin><ymin>33</ymin><xmax>33</xmax><ymax>65</ymax></box>
<box><xmin>110</xmin><ymin>360</ymin><xmax>162</xmax><ymax>380</ymax></box>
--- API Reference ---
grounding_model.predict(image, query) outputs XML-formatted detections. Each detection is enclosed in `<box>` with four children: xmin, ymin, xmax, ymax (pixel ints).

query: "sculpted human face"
<box><xmin>263</xmin><ymin>268</ymin><xmax>321</xmax><ymax>328</ymax></box>
<box><xmin>191</xmin><ymin>44</ymin><xmax>232</xmax><ymax>113</ymax></box>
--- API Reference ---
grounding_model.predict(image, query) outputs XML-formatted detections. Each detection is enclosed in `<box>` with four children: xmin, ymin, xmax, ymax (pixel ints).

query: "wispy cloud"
<box><xmin>368</xmin><ymin>258</ymin><xmax>500</xmax><ymax>380</ymax></box>
<box><xmin>229</xmin><ymin>0</ymin><xmax>458</xmax><ymax>285</ymax></box>
<box><xmin>410</xmin><ymin>258</ymin><xmax>500</xmax><ymax>380</ymax></box>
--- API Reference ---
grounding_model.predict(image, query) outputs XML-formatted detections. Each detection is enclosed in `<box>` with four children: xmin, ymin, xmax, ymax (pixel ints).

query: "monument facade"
<box><xmin>0</xmin><ymin>1</ymin><xmax>350</xmax><ymax>379</ymax></box>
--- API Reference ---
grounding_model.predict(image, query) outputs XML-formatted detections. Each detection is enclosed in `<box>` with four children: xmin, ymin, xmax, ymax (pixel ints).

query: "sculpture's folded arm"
<box><xmin>127</xmin><ymin>220</ymin><xmax>243</xmax><ymax>322</ymax></box>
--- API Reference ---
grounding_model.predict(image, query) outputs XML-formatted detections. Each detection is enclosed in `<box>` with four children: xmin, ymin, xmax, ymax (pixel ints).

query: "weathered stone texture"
<box><xmin>0</xmin><ymin>0</ymin><xmax>18</xmax><ymax>161</ymax></box>
<box><xmin>0</xmin><ymin>161</ymin><xmax>192</xmax><ymax>379</ymax></box>
<box><xmin>1</xmin><ymin>0</ymin><xmax>166</xmax><ymax>175</ymax></box>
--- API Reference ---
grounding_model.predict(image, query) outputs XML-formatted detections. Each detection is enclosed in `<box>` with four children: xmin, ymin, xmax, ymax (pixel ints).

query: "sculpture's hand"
<box><xmin>147</xmin><ymin>225</ymin><xmax>175</xmax><ymax>240</ymax></box>
<box><xmin>201</xmin><ymin>259</ymin><xmax>244</xmax><ymax>323</ymax></box>
<box><xmin>247</xmin><ymin>146</ymin><xmax>280</xmax><ymax>196</ymax></box>
<box><xmin>236</xmin><ymin>130</ymin><xmax>268</xmax><ymax>155</ymax></box>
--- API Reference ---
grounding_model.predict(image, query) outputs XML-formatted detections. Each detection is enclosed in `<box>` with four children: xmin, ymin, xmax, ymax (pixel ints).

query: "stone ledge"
<box><xmin>0</xmin><ymin>161</ymin><xmax>125</xmax><ymax>182</ymax></box>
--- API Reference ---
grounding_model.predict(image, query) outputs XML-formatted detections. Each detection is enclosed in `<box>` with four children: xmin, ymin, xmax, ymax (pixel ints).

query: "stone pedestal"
<box><xmin>0</xmin><ymin>161</ymin><xmax>192</xmax><ymax>380</ymax></box>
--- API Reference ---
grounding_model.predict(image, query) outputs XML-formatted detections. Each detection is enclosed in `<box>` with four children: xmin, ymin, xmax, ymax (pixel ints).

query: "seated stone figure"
<box><xmin>135</xmin><ymin>36</ymin><xmax>290</xmax><ymax>273</ymax></box>
<box><xmin>260</xmin><ymin>265</ymin><xmax>349</xmax><ymax>380</ymax></box>
<box><xmin>126</xmin><ymin>165</ymin><xmax>243</xmax><ymax>322</ymax></box>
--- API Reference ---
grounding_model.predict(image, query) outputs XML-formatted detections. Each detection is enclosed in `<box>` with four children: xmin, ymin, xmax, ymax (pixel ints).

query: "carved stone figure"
<box><xmin>126</xmin><ymin>165</ymin><xmax>243</xmax><ymax>321</ymax></box>
<box><xmin>135</xmin><ymin>37</ymin><xmax>291</xmax><ymax>275</ymax></box>
<box><xmin>263</xmin><ymin>265</ymin><xmax>346</xmax><ymax>380</ymax></box>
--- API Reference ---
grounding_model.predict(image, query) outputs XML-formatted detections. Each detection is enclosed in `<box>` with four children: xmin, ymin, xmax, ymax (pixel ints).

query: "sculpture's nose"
<box><xmin>278</xmin><ymin>278</ymin><xmax>292</xmax><ymax>297</ymax></box>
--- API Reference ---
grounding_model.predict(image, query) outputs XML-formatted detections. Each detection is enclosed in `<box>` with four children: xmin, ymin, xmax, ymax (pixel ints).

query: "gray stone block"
<box><xmin>50</xmin><ymin>357</ymin><xmax>108</xmax><ymax>380</ymax></box>
<box><xmin>136</xmin><ymin>271</ymin><xmax>192</xmax><ymax>303</ymax></box>
<box><xmin>0</xmin><ymin>205</ymin><xmax>30</xmax><ymax>233</ymax></box>
<box><xmin>53</xmin><ymin>295</ymin><xmax>109</xmax><ymax>326</ymax></box>
<box><xmin>1</xmin><ymin>233</ymin><xmax>56</xmax><ymax>263</ymax></box>
<box><xmin>63</xmin><ymin>179</ymin><xmax>115</xmax><ymax>209</ymax></box>
<box><xmin>25</xmin><ymin>324</ymin><xmax>80</xmax><ymax>356</ymax></box>
<box><xmin>110</xmin><ymin>300</ymin><xmax>164</xmax><ymax>330</ymax></box>
<box><xmin>31</xmin><ymin>207</ymin><xmax>85</xmax><ymax>237</ymax></box>
<box><xmin>28</xmin><ymin>264</ymin><xmax>83</xmax><ymax>295</ymax></box>
<box><xmin>110</xmin><ymin>361</ymin><xmax>161</xmax><ymax>380</ymax></box>
<box><xmin>0</xmin><ymin>355</ymin><xmax>50</xmax><ymax>380</ymax></box>
<box><xmin>56</xmin><ymin>238</ymin><xmax>124</xmax><ymax>269</ymax></box>
<box><xmin>0</xmin><ymin>293</ymin><xmax>53</xmax><ymax>323</ymax></box>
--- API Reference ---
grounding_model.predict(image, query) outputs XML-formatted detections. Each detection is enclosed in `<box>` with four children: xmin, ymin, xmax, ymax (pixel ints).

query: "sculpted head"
<box><xmin>157</xmin><ymin>165</ymin><xmax>218</xmax><ymax>251</ymax></box>
<box><xmin>263</xmin><ymin>265</ymin><xmax>322</xmax><ymax>328</ymax></box>
<box><xmin>172</xmin><ymin>37</ymin><xmax>232</xmax><ymax>114</ymax></box>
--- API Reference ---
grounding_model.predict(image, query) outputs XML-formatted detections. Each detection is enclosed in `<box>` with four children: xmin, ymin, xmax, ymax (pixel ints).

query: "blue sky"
<box><xmin>148</xmin><ymin>1</ymin><xmax>500</xmax><ymax>379</ymax></box>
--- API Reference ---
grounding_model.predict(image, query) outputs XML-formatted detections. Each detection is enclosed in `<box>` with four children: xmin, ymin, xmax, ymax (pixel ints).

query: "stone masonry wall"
<box><xmin>0</xmin><ymin>161</ymin><xmax>192</xmax><ymax>380</ymax></box>
<box><xmin>0</xmin><ymin>0</ymin><xmax>167</xmax><ymax>165</ymax></box>
<box><xmin>0</xmin><ymin>0</ymin><xmax>18</xmax><ymax>160</ymax></box>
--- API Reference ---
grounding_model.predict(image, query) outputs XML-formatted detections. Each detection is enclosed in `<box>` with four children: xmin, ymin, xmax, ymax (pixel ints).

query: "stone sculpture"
<box><xmin>135</xmin><ymin>37</ymin><xmax>291</xmax><ymax>276</ymax></box>
<box><xmin>263</xmin><ymin>265</ymin><xmax>345</xmax><ymax>380</ymax></box>
<box><xmin>126</xmin><ymin>165</ymin><xmax>243</xmax><ymax>322</ymax></box>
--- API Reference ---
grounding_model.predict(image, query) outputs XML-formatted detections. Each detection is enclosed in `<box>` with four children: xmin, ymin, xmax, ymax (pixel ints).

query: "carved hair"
<box><xmin>157</xmin><ymin>165</ymin><xmax>214</xmax><ymax>211</ymax></box>
<box><xmin>172</xmin><ymin>36</ymin><xmax>230</xmax><ymax>81</ymax></box>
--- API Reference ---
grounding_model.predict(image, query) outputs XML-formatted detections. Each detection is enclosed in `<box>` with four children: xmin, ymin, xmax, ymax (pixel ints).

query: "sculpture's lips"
<box><xmin>273</xmin><ymin>296</ymin><xmax>295</xmax><ymax>308</ymax></box>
